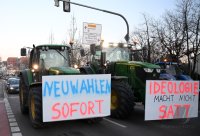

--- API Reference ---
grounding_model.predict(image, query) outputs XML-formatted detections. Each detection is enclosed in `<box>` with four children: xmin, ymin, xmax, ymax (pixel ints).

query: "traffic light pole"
<box><xmin>57</xmin><ymin>0</ymin><xmax>130</xmax><ymax>43</ymax></box>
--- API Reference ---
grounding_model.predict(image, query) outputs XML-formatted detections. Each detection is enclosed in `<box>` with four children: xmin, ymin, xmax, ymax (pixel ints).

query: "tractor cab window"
<box><xmin>39</xmin><ymin>49</ymin><xmax>69</xmax><ymax>69</ymax></box>
<box><xmin>105</xmin><ymin>47</ymin><xmax>129</xmax><ymax>62</ymax></box>
<box><xmin>164</xmin><ymin>64</ymin><xmax>182</xmax><ymax>76</ymax></box>
<box><xmin>92</xmin><ymin>50</ymin><xmax>101</xmax><ymax>61</ymax></box>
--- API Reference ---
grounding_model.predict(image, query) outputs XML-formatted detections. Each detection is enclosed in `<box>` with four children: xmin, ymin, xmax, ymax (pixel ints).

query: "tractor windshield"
<box><xmin>159</xmin><ymin>63</ymin><xmax>182</xmax><ymax>76</ymax></box>
<box><xmin>39</xmin><ymin>49</ymin><xmax>69</xmax><ymax>69</ymax></box>
<box><xmin>104</xmin><ymin>47</ymin><xmax>129</xmax><ymax>62</ymax></box>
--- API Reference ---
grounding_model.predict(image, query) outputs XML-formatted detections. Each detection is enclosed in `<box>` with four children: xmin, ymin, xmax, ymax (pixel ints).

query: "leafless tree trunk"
<box><xmin>131</xmin><ymin>14</ymin><xmax>160</xmax><ymax>63</ymax></box>
<box><xmin>67</xmin><ymin>15</ymin><xmax>89</xmax><ymax>67</ymax></box>
<box><xmin>176</xmin><ymin>0</ymin><xmax>193</xmax><ymax>74</ymax></box>
<box><xmin>190</xmin><ymin>1</ymin><xmax>200</xmax><ymax>77</ymax></box>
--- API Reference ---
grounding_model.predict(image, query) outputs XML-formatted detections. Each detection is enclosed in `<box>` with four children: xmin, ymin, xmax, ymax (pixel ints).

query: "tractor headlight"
<box><xmin>10</xmin><ymin>87</ymin><xmax>14</xmax><ymax>90</ymax></box>
<box><xmin>33</xmin><ymin>64</ymin><xmax>39</xmax><ymax>70</ymax></box>
<box><xmin>74</xmin><ymin>64</ymin><xmax>78</xmax><ymax>69</ymax></box>
<box><xmin>156</xmin><ymin>69</ymin><xmax>161</xmax><ymax>73</ymax></box>
<box><xmin>32</xmin><ymin>64</ymin><xmax>39</xmax><ymax>72</ymax></box>
<box><xmin>144</xmin><ymin>68</ymin><xmax>153</xmax><ymax>73</ymax></box>
<box><xmin>55</xmin><ymin>70</ymin><xmax>59</xmax><ymax>75</ymax></box>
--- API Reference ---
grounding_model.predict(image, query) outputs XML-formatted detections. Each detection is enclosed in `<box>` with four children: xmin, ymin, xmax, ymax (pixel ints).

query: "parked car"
<box><xmin>7</xmin><ymin>78</ymin><xmax>20</xmax><ymax>93</ymax></box>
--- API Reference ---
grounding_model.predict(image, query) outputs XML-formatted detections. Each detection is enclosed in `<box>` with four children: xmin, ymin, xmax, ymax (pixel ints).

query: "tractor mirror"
<box><xmin>21</xmin><ymin>48</ymin><xmax>27</xmax><ymax>56</ymax></box>
<box><xmin>80</xmin><ymin>48</ymin><xmax>85</xmax><ymax>57</ymax></box>
<box><xmin>90</xmin><ymin>44</ymin><xmax>96</xmax><ymax>55</ymax></box>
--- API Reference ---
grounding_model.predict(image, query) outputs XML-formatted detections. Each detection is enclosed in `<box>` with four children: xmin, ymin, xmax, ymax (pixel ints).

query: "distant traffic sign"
<box><xmin>82</xmin><ymin>22</ymin><xmax>102</xmax><ymax>45</ymax></box>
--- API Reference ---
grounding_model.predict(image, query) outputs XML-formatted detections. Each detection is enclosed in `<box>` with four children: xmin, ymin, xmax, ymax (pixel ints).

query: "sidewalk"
<box><xmin>0</xmin><ymin>101</ymin><xmax>11</xmax><ymax>136</ymax></box>
<box><xmin>0</xmin><ymin>83</ymin><xmax>11</xmax><ymax>136</ymax></box>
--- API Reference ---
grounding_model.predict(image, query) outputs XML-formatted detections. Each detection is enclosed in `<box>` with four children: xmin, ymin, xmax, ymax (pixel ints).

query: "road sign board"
<box><xmin>82</xmin><ymin>22</ymin><xmax>102</xmax><ymax>45</ymax></box>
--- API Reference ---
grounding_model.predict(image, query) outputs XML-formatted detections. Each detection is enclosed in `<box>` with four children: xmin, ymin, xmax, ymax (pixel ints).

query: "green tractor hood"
<box><xmin>111</xmin><ymin>60</ymin><xmax>160</xmax><ymax>103</ymax></box>
<box><xmin>114</xmin><ymin>60</ymin><xmax>160</xmax><ymax>68</ymax></box>
<box><xmin>128</xmin><ymin>61</ymin><xmax>160</xmax><ymax>68</ymax></box>
<box><xmin>48</xmin><ymin>67</ymin><xmax>80</xmax><ymax>75</ymax></box>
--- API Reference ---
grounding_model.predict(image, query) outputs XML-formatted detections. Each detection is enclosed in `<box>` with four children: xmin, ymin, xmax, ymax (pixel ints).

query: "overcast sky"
<box><xmin>0</xmin><ymin>0</ymin><xmax>176</xmax><ymax>61</ymax></box>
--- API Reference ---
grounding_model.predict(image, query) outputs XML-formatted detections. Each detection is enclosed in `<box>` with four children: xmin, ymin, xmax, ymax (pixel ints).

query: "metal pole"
<box><xmin>61</xmin><ymin>0</ymin><xmax>130</xmax><ymax>43</ymax></box>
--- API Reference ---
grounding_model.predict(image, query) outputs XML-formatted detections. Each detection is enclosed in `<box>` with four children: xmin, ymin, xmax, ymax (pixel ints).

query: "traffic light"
<box><xmin>63</xmin><ymin>0</ymin><xmax>70</xmax><ymax>12</ymax></box>
<box><xmin>54</xmin><ymin>0</ymin><xmax>70</xmax><ymax>12</ymax></box>
<box><xmin>54</xmin><ymin>0</ymin><xmax>60</xmax><ymax>7</ymax></box>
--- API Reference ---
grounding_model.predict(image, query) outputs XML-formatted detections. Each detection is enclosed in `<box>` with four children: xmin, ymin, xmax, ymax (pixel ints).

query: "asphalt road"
<box><xmin>0</xmin><ymin>80</ymin><xmax>200</xmax><ymax>136</ymax></box>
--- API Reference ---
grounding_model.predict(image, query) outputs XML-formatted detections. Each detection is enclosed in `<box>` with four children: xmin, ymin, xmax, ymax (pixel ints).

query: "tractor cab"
<box><xmin>20</xmin><ymin>44</ymin><xmax>80</xmax><ymax>82</ymax></box>
<box><xmin>83</xmin><ymin>42</ymin><xmax>160</xmax><ymax>103</ymax></box>
<box><xmin>103</xmin><ymin>44</ymin><xmax>129</xmax><ymax>62</ymax></box>
<box><xmin>156</xmin><ymin>61</ymin><xmax>193</xmax><ymax>80</ymax></box>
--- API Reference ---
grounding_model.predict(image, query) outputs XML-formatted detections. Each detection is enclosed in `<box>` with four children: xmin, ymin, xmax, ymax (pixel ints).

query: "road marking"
<box><xmin>11</xmin><ymin>127</ymin><xmax>20</xmax><ymax>133</ymax></box>
<box><xmin>103</xmin><ymin>118</ymin><xmax>127</xmax><ymax>128</ymax></box>
<box><xmin>10</xmin><ymin>122</ymin><xmax>18</xmax><ymax>127</ymax></box>
<box><xmin>9</xmin><ymin>118</ymin><xmax>17</xmax><ymax>122</ymax></box>
<box><xmin>9</xmin><ymin>96</ymin><xmax>19</xmax><ymax>99</ymax></box>
<box><xmin>12</xmin><ymin>133</ymin><xmax>22</xmax><ymax>136</ymax></box>
<box><xmin>8</xmin><ymin>115</ymin><xmax>15</xmax><ymax>118</ymax></box>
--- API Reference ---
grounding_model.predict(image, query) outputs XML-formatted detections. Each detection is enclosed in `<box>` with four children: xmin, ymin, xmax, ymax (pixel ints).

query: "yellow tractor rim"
<box><xmin>31</xmin><ymin>95</ymin><xmax>36</xmax><ymax>120</ymax></box>
<box><xmin>111</xmin><ymin>90</ymin><xmax>118</xmax><ymax>110</ymax></box>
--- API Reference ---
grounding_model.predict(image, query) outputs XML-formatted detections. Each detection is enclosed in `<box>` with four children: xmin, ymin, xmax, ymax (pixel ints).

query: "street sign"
<box><xmin>82</xmin><ymin>22</ymin><xmax>102</xmax><ymax>45</ymax></box>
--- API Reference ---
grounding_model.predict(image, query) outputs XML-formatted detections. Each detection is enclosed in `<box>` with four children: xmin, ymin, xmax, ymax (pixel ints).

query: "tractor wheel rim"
<box><xmin>31</xmin><ymin>95</ymin><xmax>36</xmax><ymax>120</ymax></box>
<box><xmin>111</xmin><ymin>91</ymin><xmax>118</xmax><ymax>110</ymax></box>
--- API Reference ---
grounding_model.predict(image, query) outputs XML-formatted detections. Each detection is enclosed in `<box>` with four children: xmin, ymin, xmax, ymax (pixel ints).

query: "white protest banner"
<box><xmin>42</xmin><ymin>74</ymin><xmax>111</xmax><ymax>122</ymax></box>
<box><xmin>145</xmin><ymin>80</ymin><xmax>199</xmax><ymax>120</ymax></box>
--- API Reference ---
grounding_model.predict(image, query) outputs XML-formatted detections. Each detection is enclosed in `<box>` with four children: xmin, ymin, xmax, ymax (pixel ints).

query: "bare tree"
<box><xmin>189</xmin><ymin>0</ymin><xmax>200</xmax><ymax>77</ymax></box>
<box><xmin>67</xmin><ymin>15</ymin><xmax>89</xmax><ymax>67</ymax></box>
<box><xmin>131</xmin><ymin>0</ymin><xmax>200</xmax><ymax>78</ymax></box>
<box><xmin>155</xmin><ymin>10</ymin><xmax>186</xmax><ymax>63</ymax></box>
<box><xmin>175</xmin><ymin>0</ymin><xmax>194</xmax><ymax>73</ymax></box>
<box><xmin>131</xmin><ymin>14</ymin><xmax>162</xmax><ymax>63</ymax></box>
<box><xmin>132</xmin><ymin>28</ymin><xmax>148</xmax><ymax>61</ymax></box>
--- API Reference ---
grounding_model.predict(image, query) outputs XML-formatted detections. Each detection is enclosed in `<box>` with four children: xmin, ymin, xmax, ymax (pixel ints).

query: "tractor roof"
<box><xmin>36</xmin><ymin>44</ymin><xmax>70</xmax><ymax>49</ymax></box>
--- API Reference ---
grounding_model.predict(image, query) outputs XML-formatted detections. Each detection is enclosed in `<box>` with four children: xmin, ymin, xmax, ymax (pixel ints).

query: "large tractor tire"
<box><xmin>111</xmin><ymin>80</ymin><xmax>135</xmax><ymax>119</ymax></box>
<box><xmin>19</xmin><ymin>77</ymin><xmax>29</xmax><ymax>114</ymax></box>
<box><xmin>28</xmin><ymin>86</ymin><xmax>43</xmax><ymax>128</ymax></box>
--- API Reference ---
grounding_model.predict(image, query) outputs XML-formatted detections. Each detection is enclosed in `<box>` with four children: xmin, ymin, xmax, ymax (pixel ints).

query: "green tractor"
<box><xmin>80</xmin><ymin>43</ymin><xmax>161</xmax><ymax>118</ymax></box>
<box><xmin>19</xmin><ymin>44</ymin><xmax>104</xmax><ymax>128</ymax></box>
